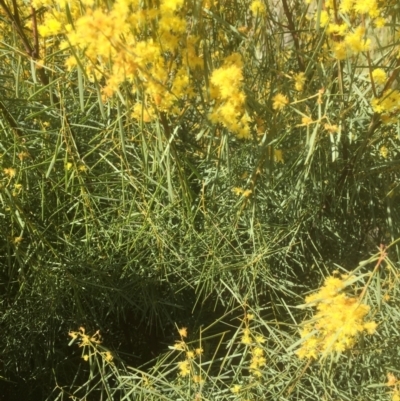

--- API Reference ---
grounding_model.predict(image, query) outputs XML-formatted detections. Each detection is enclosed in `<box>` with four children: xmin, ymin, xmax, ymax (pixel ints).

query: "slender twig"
<box><xmin>0</xmin><ymin>101</ymin><xmax>22</xmax><ymax>137</ymax></box>
<box><xmin>358</xmin><ymin>245</ymin><xmax>387</xmax><ymax>303</ymax></box>
<box><xmin>31</xmin><ymin>5</ymin><xmax>40</xmax><ymax>58</ymax></box>
<box><xmin>0</xmin><ymin>0</ymin><xmax>33</xmax><ymax>56</ymax></box>
<box><xmin>281</xmin><ymin>0</ymin><xmax>305</xmax><ymax>72</ymax></box>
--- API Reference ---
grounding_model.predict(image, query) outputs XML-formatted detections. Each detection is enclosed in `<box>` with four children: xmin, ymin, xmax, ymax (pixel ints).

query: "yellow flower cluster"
<box><xmin>32</xmin><ymin>0</ymin><xmax>257</xmax><ymax>138</ymax></box>
<box><xmin>313</xmin><ymin>0</ymin><xmax>382</xmax><ymax>60</ymax></box>
<box><xmin>319</xmin><ymin>0</ymin><xmax>380</xmax><ymax>20</ymax></box>
<box><xmin>177</xmin><ymin>360</ymin><xmax>191</xmax><ymax>377</ymax></box>
<box><xmin>250</xmin><ymin>0</ymin><xmax>266</xmax><ymax>15</ymax></box>
<box><xmin>240</xmin><ymin>313</ymin><xmax>266</xmax><ymax>378</ymax></box>
<box><xmin>296</xmin><ymin>276</ymin><xmax>377</xmax><ymax>359</ymax></box>
<box><xmin>371</xmin><ymin>90</ymin><xmax>400</xmax><ymax>113</ymax></box>
<box><xmin>332</xmin><ymin>26</ymin><xmax>371</xmax><ymax>60</ymax></box>
<box><xmin>294</xmin><ymin>72</ymin><xmax>306</xmax><ymax>92</ymax></box>
<box><xmin>249</xmin><ymin>345</ymin><xmax>266</xmax><ymax>377</ymax></box>
<box><xmin>372</xmin><ymin>68</ymin><xmax>387</xmax><ymax>85</ymax></box>
<box><xmin>209</xmin><ymin>53</ymin><xmax>251</xmax><ymax>138</ymax></box>
<box><xmin>35</xmin><ymin>0</ymin><xmax>200</xmax><ymax>119</ymax></box>
<box><xmin>68</xmin><ymin>327</ymin><xmax>113</xmax><ymax>363</ymax></box>
<box><xmin>172</xmin><ymin>327</ymin><xmax>204</xmax><ymax>380</ymax></box>
<box><xmin>69</xmin><ymin>326</ymin><xmax>102</xmax><ymax>346</ymax></box>
<box><xmin>380</xmin><ymin>146</ymin><xmax>389</xmax><ymax>159</ymax></box>
<box><xmin>31</xmin><ymin>0</ymin><xmax>80</xmax><ymax>37</ymax></box>
<box><xmin>272</xmin><ymin>93</ymin><xmax>289</xmax><ymax>111</ymax></box>
<box><xmin>3</xmin><ymin>167</ymin><xmax>17</xmax><ymax>178</ymax></box>
<box><xmin>387</xmin><ymin>372</ymin><xmax>400</xmax><ymax>401</ymax></box>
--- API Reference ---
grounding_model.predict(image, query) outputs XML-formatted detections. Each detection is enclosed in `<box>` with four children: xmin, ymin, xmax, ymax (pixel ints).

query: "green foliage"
<box><xmin>0</xmin><ymin>0</ymin><xmax>400</xmax><ymax>400</ymax></box>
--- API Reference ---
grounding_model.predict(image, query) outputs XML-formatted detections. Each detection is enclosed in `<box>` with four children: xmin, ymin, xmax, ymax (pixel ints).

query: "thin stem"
<box><xmin>281</xmin><ymin>0</ymin><xmax>305</xmax><ymax>72</ymax></box>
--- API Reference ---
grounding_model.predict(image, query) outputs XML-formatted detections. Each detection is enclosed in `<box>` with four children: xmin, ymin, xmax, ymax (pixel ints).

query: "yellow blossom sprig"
<box><xmin>296</xmin><ymin>272</ymin><xmax>378</xmax><ymax>359</ymax></box>
<box><xmin>68</xmin><ymin>327</ymin><xmax>114</xmax><ymax>364</ymax></box>
<box><xmin>297</xmin><ymin>246</ymin><xmax>390</xmax><ymax>360</ymax></box>
<box><xmin>170</xmin><ymin>326</ymin><xmax>204</xmax><ymax>380</ymax></box>
<box><xmin>68</xmin><ymin>327</ymin><xmax>102</xmax><ymax>347</ymax></box>
<box><xmin>239</xmin><ymin>310</ymin><xmax>267</xmax><ymax>378</ymax></box>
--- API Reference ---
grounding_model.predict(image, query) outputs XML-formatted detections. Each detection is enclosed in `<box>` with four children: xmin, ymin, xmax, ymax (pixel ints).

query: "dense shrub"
<box><xmin>0</xmin><ymin>0</ymin><xmax>400</xmax><ymax>399</ymax></box>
